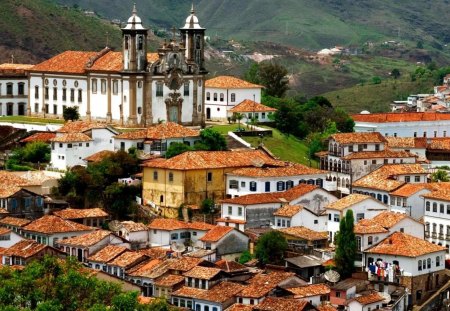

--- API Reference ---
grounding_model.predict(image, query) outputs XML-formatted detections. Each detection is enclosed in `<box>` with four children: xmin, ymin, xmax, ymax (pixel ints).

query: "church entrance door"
<box><xmin>206</xmin><ymin>108</ymin><xmax>211</xmax><ymax>120</ymax></box>
<box><xmin>169</xmin><ymin>106</ymin><xmax>179</xmax><ymax>123</ymax></box>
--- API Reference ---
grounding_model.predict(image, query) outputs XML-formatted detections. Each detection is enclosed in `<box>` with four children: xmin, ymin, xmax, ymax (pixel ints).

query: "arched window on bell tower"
<box><xmin>121</xmin><ymin>4</ymin><xmax>148</xmax><ymax>72</ymax></box>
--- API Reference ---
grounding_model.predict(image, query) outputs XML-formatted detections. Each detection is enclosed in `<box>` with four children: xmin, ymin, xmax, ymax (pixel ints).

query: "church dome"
<box><xmin>123</xmin><ymin>4</ymin><xmax>146</xmax><ymax>30</ymax></box>
<box><xmin>181</xmin><ymin>4</ymin><xmax>204</xmax><ymax>30</ymax></box>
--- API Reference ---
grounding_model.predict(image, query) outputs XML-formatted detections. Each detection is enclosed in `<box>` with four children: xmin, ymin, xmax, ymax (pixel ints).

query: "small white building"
<box><xmin>112</xmin><ymin>221</ymin><xmax>150</xmax><ymax>249</ymax></box>
<box><xmin>273</xmin><ymin>205</ymin><xmax>328</xmax><ymax>232</ymax></box>
<box><xmin>114</xmin><ymin>122</ymin><xmax>200</xmax><ymax>155</ymax></box>
<box><xmin>347</xmin><ymin>292</ymin><xmax>384</xmax><ymax>311</ymax></box>
<box><xmin>50</xmin><ymin>121</ymin><xmax>118</xmax><ymax>170</ymax></box>
<box><xmin>205</xmin><ymin>76</ymin><xmax>263</xmax><ymax>121</ymax></box>
<box><xmin>389</xmin><ymin>183</ymin><xmax>431</xmax><ymax>219</ymax></box>
<box><xmin>284</xmin><ymin>283</ymin><xmax>330</xmax><ymax>307</ymax></box>
<box><xmin>0</xmin><ymin>227</ymin><xmax>23</xmax><ymax>248</ymax></box>
<box><xmin>0</xmin><ymin>63</ymin><xmax>33</xmax><ymax>116</ymax></box>
<box><xmin>199</xmin><ymin>226</ymin><xmax>249</xmax><ymax>260</ymax></box>
<box><xmin>227</xmin><ymin>99</ymin><xmax>276</xmax><ymax>123</ymax></box>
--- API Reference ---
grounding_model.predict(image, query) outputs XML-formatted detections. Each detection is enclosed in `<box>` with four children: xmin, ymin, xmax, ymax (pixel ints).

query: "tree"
<box><xmin>431</xmin><ymin>170</ymin><xmax>449</xmax><ymax>182</ymax></box>
<box><xmin>165</xmin><ymin>142</ymin><xmax>193</xmax><ymax>158</ymax></box>
<box><xmin>371</xmin><ymin>76</ymin><xmax>382</xmax><ymax>84</ymax></box>
<box><xmin>6</xmin><ymin>141</ymin><xmax>51</xmax><ymax>170</ymax></box>
<box><xmin>334</xmin><ymin>210</ymin><xmax>357</xmax><ymax>278</ymax></box>
<box><xmin>391</xmin><ymin>68</ymin><xmax>401</xmax><ymax>79</ymax></box>
<box><xmin>63</xmin><ymin>106</ymin><xmax>80</xmax><ymax>122</ymax></box>
<box><xmin>239</xmin><ymin>250</ymin><xmax>253</xmax><ymax>264</ymax></box>
<box><xmin>255</xmin><ymin>231</ymin><xmax>287</xmax><ymax>265</ymax></box>
<box><xmin>244</xmin><ymin>63</ymin><xmax>260</xmax><ymax>84</ymax></box>
<box><xmin>195</xmin><ymin>128</ymin><xmax>227</xmax><ymax>151</ymax></box>
<box><xmin>200</xmin><ymin>198</ymin><xmax>215</xmax><ymax>214</ymax></box>
<box><xmin>258</xmin><ymin>62</ymin><xmax>289</xmax><ymax>98</ymax></box>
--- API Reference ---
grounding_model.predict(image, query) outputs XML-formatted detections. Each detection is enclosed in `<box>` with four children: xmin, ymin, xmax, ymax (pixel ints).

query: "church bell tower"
<box><xmin>122</xmin><ymin>4</ymin><xmax>148</xmax><ymax>71</ymax></box>
<box><xmin>180</xmin><ymin>4</ymin><xmax>207</xmax><ymax>73</ymax></box>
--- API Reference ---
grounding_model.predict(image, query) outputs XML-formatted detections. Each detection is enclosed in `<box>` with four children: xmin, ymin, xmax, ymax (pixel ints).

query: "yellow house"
<box><xmin>142</xmin><ymin>150</ymin><xmax>282</xmax><ymax>214</ymax></box>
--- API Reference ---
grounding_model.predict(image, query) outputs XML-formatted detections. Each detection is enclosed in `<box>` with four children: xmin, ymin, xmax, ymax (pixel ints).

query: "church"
<box><xmin>26</xmin><ymin>5</ymin><xmax>207</xmax><ymax>126</ymax></box>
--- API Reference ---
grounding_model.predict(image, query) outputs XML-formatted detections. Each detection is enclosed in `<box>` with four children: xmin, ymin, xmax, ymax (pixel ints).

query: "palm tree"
<box><xmin>235</xmin><ymin>113</ymin><xmax>244</xmax><ymax>130</ymax></box>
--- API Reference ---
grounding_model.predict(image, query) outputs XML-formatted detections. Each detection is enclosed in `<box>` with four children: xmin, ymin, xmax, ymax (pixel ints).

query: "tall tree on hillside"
<box><xmin>334</xmin><ymin>210</ymin><xmax>357</xmax><ymax>278</ymax></box>
<box><xmin>255</xmin><ymin>231</ymin><xmax>288</xmax><ymax>265</ymax></box>
<box><xmin>258</xmin><ymin>63</ymin><xmax>289</xmax><ymax>98</ymax></box>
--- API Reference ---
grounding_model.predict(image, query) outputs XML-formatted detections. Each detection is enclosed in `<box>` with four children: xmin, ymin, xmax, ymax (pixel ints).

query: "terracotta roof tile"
<box><xmin>370</xmin><ymin>211</ymin><xmax>408</xmax><ymax>228</ymax></box>
<box><xmin>422</xmin><ymin>190</ymin><xmax>450</xmax><ymax>202</ymax></box>
<box><xmin>167</xmin><ymin>257</ymin><xmax>203</xmax><ymax>272</ymax></box>
<box><xmin>354</xmin><ymin>219</ymin><xmax>389</xmax><ymax>234</ymax></box>
<box><xmin>365</xmin><ymin>232</ymin><xmax>445</xmax><ymax>257</ymax></box>
<box><xmin>20</xmin><ymin>132</ymin><xmax>56</xmax><ymax>143</ymax></box>
<box><xmin>30</xmin><ymin>51</ymin><xmax>98</xmax><ymax>74</ymax></box>
<box><xmin>352</xmin><ymin>112</ymin><xmax>450</xmax><ymax>123</ymax></box>
<box><xmin>115</xmin><ymin>122</ymin><xmax>200</xmax><ymax>140</ymax></box>
<box><xmin>215</xmin><ymin>259</ymin><xmax>247</xmax><ymax>272</ymax></box>
<box><xmin>142</xmin><ymin>150</ymin><xmax>283</xmax><ymax>170</ymax></box>
<box><xmin>51</xmin><ymin>132</ymin><xmax>92</xmax><ymax>143</ymax></box>
<box><xmin>206</xmin><ymin>76</ymin><xmax>263</xmax><ymax>89</ymax></box>
<box><xmin>0</xmin><ymin>208</ymin><xmax>8</xmax><ymax>214</ymax></box>
<box><xmin>87</xmin><ymin>245</ymin><xmax>129</xmax><ymax>263</ymax></box>
<box><xmin>428</xmin><ymin>138</ymin><xmax>450</xmax><ymax>150</ymax></box>
<box><xmin>183</xmin><ymin>266</ymin><xmax>222</xmax><ymax>280</ymax></box>
<box><xmin>0</xmin><ymin>216</ymin><xmax>31</xmax><ymax>227</ymax></box>
<box><xmin>148</xmin><ymin>219</ymin><xmax>214</xmax><ymax>231</ymax></box>
<box><xmin>154</xmin><ymin>274</ymin><xmax>185</xmax><ymax>287</ymax></box>
<box><xmin>172</xmin><ymin>281</ymin><xmax>244</xmax><ymax>303</ymax></box>
<box><xmin>385</xmin><ymin>137</ymin><xmax>427</xmax><ymax>149</ymax></box>
<box><xmin>138</xmin><ymin>247</ymin><xmax>168</xmax><ymax>259</ymax></box>
<box><xmin>326</xmin><ymin>194</ymin><xmax>373</xmax><ymax>211</ymax></box>
<box><xmin>215</xmin><ymin>218</ymin><xmax>247</xmax><ymax>224</ymax></box>
<box><xmin>273</xmin><ymin>205</ymin><xmax>303</xmax><ymax>217</ymax></box>
<box><xmin>255</xmin><ymin>297</ymin><xmax>311</xmax><ymax>311</ymax></box>
<box><xmin>84</xmin><ymin>150</ymin><xmax>115</xmax><ymax>162</ymax></box>
<box><xmin>280</xmin><ymin>184</ymin><xmax>319</xmax><ymax>201</ymax></box>
<box><xmin>57</xmin><ymin>120</ymin><xmax>109</xmax><ymax>133</ymax></box>
<box><xmin>108</xmin><ymin>251</ymin><xmax>147</xmax><ymax>268</ymax></box>
<box><xmin>286</xmin><ymin>283</ymin><xmax>330</xmax><ymax>298</ymax></box>
<box><xmin>0</xmin><ymin>171</ymin><xmax>35</xmax><ymax>198</ymax></box>
<box><xmin>279</xmin><ymin>226</ymin><xmax>328</xmax><ymax>241</ymax></box>
<box><xmin>390</xmin><ymin>183</ymin><xmax>430</xmax><ymax>197</ymax></box>
<box><xmin>238</xmin><ymin>272</ymin><xmax>296</xmax><ymax>298</ymax></box>
<box><xmin>120</xmin><ymin>221</ymin><xmax>148</xmax><ymax>232</ymax></box>
<box><xmin>0</xmin><ymin>63</ymin><xmax>34</xmax><ymax>75</ymax></box>
<box><xmin>200</xmin><ymin>226</ymin><xmax>234</xmax><ymax>242</ymax></box>
<box><xmin>225</xmin><ymin>304</ymin><xmax>254</xmax><ymax>311</ymax></box>
<box><xmin>341</xmin><ymin>149</ymin><xmax>416</xmax><ymax>160</ymax></box>
<box><xmin>317</xmin><ymin>304</ymin><xmax>338</xmax><ymax>311</ymax></box>
<box><xmin>330</xmin><ymin>132</ymin><xmax>386</xmax><ymax>144</ymax></box>
<box><xmin>23</xmin><ymin>215</ymin><xmax>93</xmax><ymax>234</ymax></box>
<box><xmin>53</xmin><ymin>208</ymin><xmax>108</xmax><ymax>219</ymax></box>
<box><xmin>220</xmin><ymin>193</ymin><xmax>283</xmax><ymax>205</ymax></box>
<box><xmin>3</xmin><ymin>240</ymin><xmax>47</xmax><ymax>258</ymax></box>
<box><xmin>229</xmin><ymin>100</ymin><xmax>277</xmax><ymax>113</ymax></box>
<box><xmin>126</xmin><ymin>258</ymin><xmax>166</xmax><ymax>278</ymax></box>
<box><xmin>229</xmin><ymin>163</ymin><xmax>326</xmax><ymax>177</ymax></box>
<box><xmin>0</xmin><ymin>227</ymin><xmax>11</xmax><ymax>235</ymax></box>
<box><xmin>352</xmin><ymin>164</ymin><xmax>426</xmax><ymax>192</ymax></box>
<box><xmin>57</xmin><ymin>230</ymin><xmax>112</xmax><ymax>247</ymax></box>
<box><xmin>353</xmin><ymin>292</ymin><xmax>384</xmax><ymax>305</ymax></box>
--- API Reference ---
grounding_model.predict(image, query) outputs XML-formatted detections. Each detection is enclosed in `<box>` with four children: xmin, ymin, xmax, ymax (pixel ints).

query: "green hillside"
<box><xmin>58</xmin><ymin>0</ymin><xmax>450</xmax><ymax>51</ymax></box>
<box><xmin>0</xmin><ymin>0</ymin><xmax>124</xmax><ymax>63</ymax></box>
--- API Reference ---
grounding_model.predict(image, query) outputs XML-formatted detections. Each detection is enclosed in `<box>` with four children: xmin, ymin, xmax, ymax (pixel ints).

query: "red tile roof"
<box><xmin>23</xmin><ymin>215</ymin><xmax>93</xmax><ymax>234</ymax></box>
<box><xmin>167</xmin><ymin>257</ymin><xmax>204</xmax><ymax>272</ymax></box>
<box><xmin>51</xmin><ymin>132</ymin><xmax>92</xmax><ymax>143</ymax></box>
<box><xmin>142</xmin><ymin>150</ymin><xmax>283</xmax><ymax>170</ymax></box>
<box><xmin>229</xmin><ymin>162</ymin><xmax>326</xmax><ymax>177</ymax></box>
<box><xmin>229</xmin><ymin>100</ymin><xmax>277</xmax><ymax>113</ymax></box>
<box><xmin>20</xmin><ymin>132</ymin><xmax>56</xmax><ymax>143</ymax></box>
<box><xmin>120</xmin><ymin>221</ymin><xmax>148</xmax><ymax>232</ymax></box>
<box><xmin>330</xmin><ymin>132</ymin><xmax>386</xmax><ymax>144</ymax></box>
<box><xmin>200</xmin><ymin>226</ymin><xmax>234</xmax><ymax>242</ymax></box>
<box><xmin>353</xmin><ymin>292</ymin><xmax>384</xmax><ymax>305</ymax></box>
<box><xmin>366</xmin><ymin>232</ymin><xmax>445</xmax><ymax>257</ymax></box>
<box><xmin>273</xmin><ymin>205</ymin><xmax>303</xmax><ymax>217</ymax></box>
<box><xmin>57</xmin><ymin>230</ymin><xmax>112</xmax><ymax>247</ymax></box>
<box><xmin>172</xmin><ymin>281</ymin><xmax>245</xmax><ymax>303</ymax></box>
<box><xmin>0</xmin><ymin>227</ymin><xmax>11</xmax><ymax>235</ymax></box>
<box><xmin>87</xmin><ymin>245</ymin><xmax>129</xmax><ymax>263</ymax></box>
<box><xmin>127</xmin><ymin>258</ymin><xmax>166</xmax><ymax>278</ymax></box>
<box><xmin>183</xmin><ymin>266</ymin><xmax>222</xmax><ymax>280</ymax></box>
<box><xmin>238</xmin><ymin>272</ymin><xmax>296</xmax><ymax>298</ymax></box>
<box><xmin>0</xmin><ymin>63</ymin><xmax>34</xmax><ymax>75</ymax></box>
<box><xmin>220</xmin><ymin>193</ymin><xmax>284</xmax><ymax>205</ymax></box>
<box><xmin>385</xmin><ymin>137</ymin><xmax>427</xmax><ymax>149</ymax></box>
<box><xmin>390</xmin><ymin>183</ymin><xmax>430</xmax><ymax>197</ymax></box>
<box><xmin>115</xmin><ymin>122</ymin><xmax>200</xmax><ymax>140</ymax></box>
<box><xmin>84</xmin><ymin>150</ymin><xmax>115</xmax><ymax>163</ymax></box>
<box><xmin>279</xmin><ymin>226</ymin><xmax>328</xmax><ymax>241</ymax></box>
<box><xmin>354</xmin><ymin>219</ymin><xmax>389</xmax><ymax>235</ymax></box>
<box><xmin>53</xmin><ymin>208</ymin><xmax>108</xmax><ymax>219</ymax></box>
<box><xmin>154</xmin><ymin>274</ymin><xmax>185</xmax><ymax>287</ymax></box>
<box><xmin>286</xmin><ymin>283</ymin><xmax>330</xmax><ymax>298</ymax></box>
<box><xmin>352</xmin><ymin>112</ymin><xmax>450</xmax><ymax>123</ymax></box>
<box><xmin>215</xmin><ymin>259</ymin><xmax>247</xmax><ymax>272</ymax></box>
<box><xmin>108</xmin><ymin>251</ymin><xmax>147</xmax><ymax>268</ymax></box>
<box><xmin>326</xmin><ymin>194</ymin><xmax>374</xmax><ymax>211</ymax></box>
<box><xmin>255</xmin><ymin>297</ymin><xmax>311</xmax><ymax>311</ymax></box>
<box><xmin>206</xmin><ymin>76</ymin><xmax>263</xmax><ymax>89</ymax></box>
<box><xmin>0</xmin><ymin>216</ymin><xmax>31</xmax><ymax>227</ymax></box>
<box><xmin>30</xmin><ymin>51</ymin><xmax>98</xmax><ymax>74</ymax></box>
<box><xmin>148</xmin><ymin>218</ymin><xmax>214</xmax><ymax>231</ymax></box>
<box><xmin>57</xmin><ymin>120</ymin><xmax>109</xmax><ymax>133</ymax></box>
<box><xmin>341</xmin><ymin>149</ymin><xmax>416</xmax><ymax>160</ymax></box>
<box><xmin>3</xmin><ymin>240</ymin><xmax>47</xmax><ymax>258</ymax></box>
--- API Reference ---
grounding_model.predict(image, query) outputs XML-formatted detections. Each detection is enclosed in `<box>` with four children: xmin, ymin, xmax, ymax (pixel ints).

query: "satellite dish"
<box><xmin>170</xmin><ymin>242</ymin><xmax>186</xmax><ymax>253</ymax></box>
<box><xmin>380</xmin><ymin>292</ymin><xmax>391</xmax><ymax>304</ymax></box>
<box><xmin>324</xmin><ymin>270</ymin><xmax>340</xmax><ymax>283</ymax></box>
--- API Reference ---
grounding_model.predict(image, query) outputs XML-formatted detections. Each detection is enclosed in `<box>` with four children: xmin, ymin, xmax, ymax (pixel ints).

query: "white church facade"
<box><xmin>25</xmin><ymin>5</ymin><xmax>208</xmax><ymax>127</ymax></box>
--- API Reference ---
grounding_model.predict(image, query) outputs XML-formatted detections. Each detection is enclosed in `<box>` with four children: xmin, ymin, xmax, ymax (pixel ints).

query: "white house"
<box><xmin>226</xmin><ymin>162</ymin><xmax>328</xmax><ymax>197</ymax></box>
<box><xmin>114</xmin><ymin>122</ymin><xmax>200</xmax><ymax>155</ymax></box>
<box><xmin>199</xmin><ymin>226</ymin><xmax>249</xmax><ymax>260</ymax></box>
<box><xmin>112</xmin><ymin>221</ymin><xmax>150</xmax><ymax>249</ymax></box>
<box><xmin>352</xmin><ymin>112</ymin><xmax>450</xmax><ymax>138</ymax></box>
<box><xmin>284</xmin><ymin>284</ymin><xmax>330</xmax><ymax>307</ymax></box>
<box><xmin>273</xmin><ymin>205</ymin><xmax>328</xmax><ymax>232</ymax></box>
<box><xmin>385</xmin><ymin>137</ymin><xmax>427</xmax><ymax>161</ymax></box>
<box><xmin>87</xmin><ymin>244</ymin><xmax>129</xmax><ymax>272</ymax></box>
<box><xmin>389</xmin><ymin>183</ymin><xmax>431</xmax><ymax>219</ymax></box>
<box><xmin>0</xmin><ymin>63</ymin><xmax>32</xmax><ymax>116</ymax></box>
<box><xmin>325</xmin><ymin>194</ymin><xmax>388</xmax><ymax>243</ymax></box>
<box><xmin>21</xmin><ymin>215</ymin><xmax>94</xmax><ymax>247</ymax></box>
<box><xmin>26</xmin><ymin>6</ymin><xmax>208</xmax><ymax>127</ymax></box>
<box><xmin>364</xmin><ymin>232</ymin><xmax>447</xmax><ymax>305</ymax></box>
<box><xmin>227</xmin><ymin>100</ymin><xmax>276</xmax><ymax>123</ymax></box>
<box><xmin>347</xmin><ymin>292</ymin><xmax>384</xmax><ymax>311</ymax></box>
<box><xmin>0</xmin><ymin>227</ymin><xmax>23</xmax><ymax>248</ymax></box>
<box><xmin>50</xmin><ymin>120</ymin><xmax>118</xmax><ymax>170</ymax></box>
<box><xmin>148</xmin><ymin>218</ymin><xmax>214</xmax><ymax>247</ymax></box>
<box><xmin>205</xmin><ymin>76</ymin><xmax>263</xmax><ymax>121</ymax></box>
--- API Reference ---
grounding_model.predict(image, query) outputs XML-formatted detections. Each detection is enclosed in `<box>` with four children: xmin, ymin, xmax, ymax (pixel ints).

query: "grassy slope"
<box><xmin>212</xmin><ymin>125</ymin><xmax>317</xmax><ymax>167</ymax></box>
<box><xmin>0</xmin><ymin>116</ymin><xmax>65</xmax><ymax>124</ymax></box>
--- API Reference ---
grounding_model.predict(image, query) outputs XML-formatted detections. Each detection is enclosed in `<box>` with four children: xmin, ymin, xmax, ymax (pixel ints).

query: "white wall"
<box><xmin>205</xmin><ymin>87</ymin><xmax>261</xmax><ymax>120</ymax></box>
<box><xmin>354</xmin><ymin>121</ymin><xmax>450</xmax><ymax>138</ymax></box>
<box><xmin>0</xmin><ymin>77</ymin><xmax>28</xmax><ymax>116</ymax></box>
<box><xmin>0</xmin><ymin>230</ymin><xmax>24</xmax><ymax>248</ymax></box>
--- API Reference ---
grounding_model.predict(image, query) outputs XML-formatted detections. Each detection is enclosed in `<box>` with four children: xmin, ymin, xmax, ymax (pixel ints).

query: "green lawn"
<box><xmin>212</xmin><ymin>124</ymin><xmax>317</xmax><ymax>167</ymax></box>
<box><xmin>0</xmin><ymin>116</ymin><xmax>65</xmax><ymax>124</ymax></box>
<box><xmin>209</xmin><ymin>123</ymin><xmax>246</xmax><ymax>135</ymax></box>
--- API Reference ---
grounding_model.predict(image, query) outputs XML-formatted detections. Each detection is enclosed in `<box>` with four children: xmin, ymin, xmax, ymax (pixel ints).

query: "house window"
<box><xmin>62</xmin><ymin>88</ymin><xmax>67</xmax><ymax>101</ymax></box>
<box><xmin>414</xmin><ymin>132</ymin><xmax>417</xmax><ymax>137</ymax></box>
<box><xmin>220</xmin><ymin>93</ymin><xmax>224</xmax><ymax>102</ymax></box>
<box><xmin>45</xmin><ymin>87</ymin><xmax>49</xmax><ymax>99</ymax></box>
<box><xmin>238</xmin><ymin>207</ymin><xmax>243</xmax><ymax>216</ymax></box>
<box><xmin>415</xmin><ymin>176</ymin><xmax>420</xmax><ymax>182</ymax></box>
<box><xmin>427</xmin><ymin>258</ymin><xmax>431</xmax><ymax>269</ymax></box>
<box><xmin>153</xmin><ymin>171</ymin><xmax>158</xmax><ymax>181</ymax></box>
<box><xmin>6</xmin><ymin>83</ymin><xmax>13</xmax><ymax>95</ymax></box>
<box><xmin>52</xmin><ymin>87</ymin><xmax>57</xmax><ymax>100</ymax></box>
<box><xmin>356</xmin><ymin>236</ymin><xmax>361</xmax><ymax>249</ymax></box>
<box><xmin>213</xmin><ymin>93</ymin><xmax>217</xmax><ymax>101</ymax></box>
<box><xmin>249</xmin><ymin>181</ymin><xmax>257</xmax><ymax>192</ymax></box>
<box><xmin>184</xmin><ymin>82</ymin><xmax>189</xmax><ymax>96</ymax></box>
<box><xmin>348</xmin><ymin>145</ymin><xmax>353</xmax><ymax>152</ymax></box>
<box><xmin>358</xmin><ymin>144</ymin><xmax>363</xmax><ymax>151</ymax></box>
<box><xmin>434</xmin><ymin>131</ymin><xmax>437</xmax><ymax>137</ymax></box>
<box><xmin>78</xmin><ymin>89</ymin><xmax>82</xmax><ymax>102</ymax></box>
<box><xmin>277</xmin><ymin>181</ymin><xmax>285</xmax><ymax>191</ymax></box>
<box><xmin>447</xmin><ymin>205</ymin><xmax>450</xmax><ymax>215</ymax></box>
<box><xmin>70</xmin><ymin>89</ymin><xmax>75</xmax><ymax>102</ymax></box>
<box><xmin>334</xmin><ymin>214</ymin><xmax>340</xmax><ymax>222</ymax></box>
<box><xmin>228</xmin><ymin>206</ymin><xmax>232</xmax><ymax>215</ymax></box>
<box><xmin>265</xmin><ymin>181</ymin><xmax>270</xmax><ymax>192</ymax></box>
<box><xmin>356</xmin><ymin>213</ymin><xmax>364</xmax><ymax>221</ymax></box>
<box><xmin>207</xmin><ymin>172</ymin><xmax>212</xmax><ymax>182</ymax></box>
<box><xmin>156</xmin><ymin>83</ymin><xmax>163</xmax><ymax>97</ymax></box>
<box><xmin>286</xmin><ymin>180</ymin><xmax>294</xmax><ymax>190</ymax></box>
<box><xmin>231</xmin><ymin>93</ymin><xmax>236</xmax><ymax>102</ymax></box>
<box><xmin>113</xmin><ymin>80</ymin><xmax>119</xmax><ymax>95</ymax></box>
<box><xmin>35</xmin><ymin>86</ymin><xmax>39</xmax><ymax>99</ymax></box>
<box><xmin>368</xmin><ymin>236</ymin><xmax>373</xmax><ymax>245</ymax></box>
<box><xmin>171</xmin><ymin>233</ymin><xmax>178</xmax><ymax>240</ymax></box>
<box><xmin>229</xmin><ymin>180</ymin><xmax>238</xmax><ymax>189</ymax></box>
<box><xmin>375</xmin><ymin>144</ymin><xmax>380</xmax><ymax>151</ymax></box>
<box><xmin>101</xmin><ymin>79</ymin><xmax>107</xmax><ymax>94</ymax></box>
<box><xmin>418</xmin><ymin>260</ymin><xmax>422</xmax><ymax>271</ymax></box>
<box><xmin>423</xmin><ymin>132</ymin><xmax>427</xmax><ymax>137</ymax></box>
<box><xmin>433</xmin><ymin>203</ymin><xmax>437</xmax><ymax>213</ymax></box>
<box><xmin>405</xmin><ymin>176</ymin><xmax>410</xmax><ymax>183</ymax></box>
<box><xmin>206</xmin><ymin>92</ymin><xmax>210</xmax><ymax>100</ymax></box>
<box><xmin>53</xmin><ymin>105</ymin><xmax>57</xmax><ymax>114</ymax></box>
<box><xmin>426</xmin><ymin>201</ymin><xmax>430</xmax><ymax>211</ymax></box>
<box><xmin>372</xmin><ymin>160</ymin><xmax>377</xmax><ymax>165</ymax></box>
<box><xmin>92</xmin><ymin>79</ymin><xmax>97</xmax><ymax>93</ymax></box>
<box><xmin>168</xmin><ymin>172</ymin><xmax>174</xmax><ymax>182</ymax></box>
<box><xmin>441</xmin><ymin>204</ymin><xmax>445</xmax><ymax>214</ymax></box>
